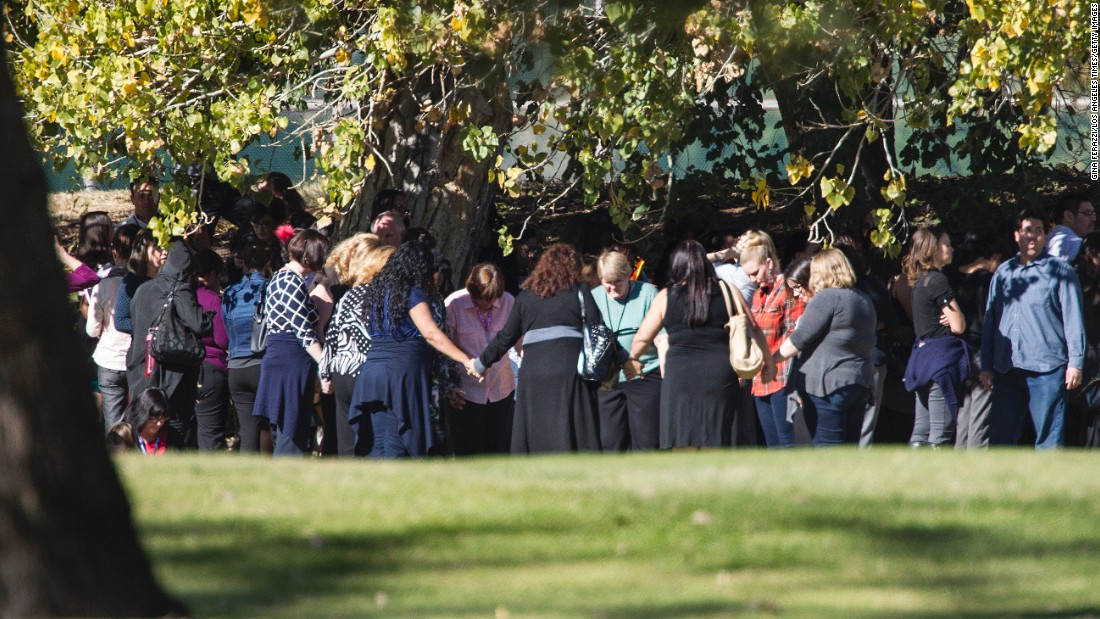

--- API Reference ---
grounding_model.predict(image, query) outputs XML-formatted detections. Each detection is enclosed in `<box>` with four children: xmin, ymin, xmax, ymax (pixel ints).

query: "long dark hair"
<box><xmin>123</xmin><ymin>388</ymin><xmax>170</xmax><ymax>435</ymax></box>
<box><xmin>522</xmin><ymin>243</ymin><xmax>580</xmax><ymax>298</ymax></box>
<box><xmin>363</xmin><ymin>240</ymin><xmax>437</xmax><ymax>335</ymax></box>
<box><xmin>667</xmin><ymin>240</ymin><xmax>717</xmax><ymax>327</ymax></box>
<box><xmin>77</xmin><ymin>211</ymin><xmax>113</xmax><ymax>268</ymax></box>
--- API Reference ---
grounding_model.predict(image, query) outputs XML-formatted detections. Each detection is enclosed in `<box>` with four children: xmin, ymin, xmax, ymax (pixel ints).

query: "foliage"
<box><xmin>5</xmin><ymin>0</ymin><xmax>1089</xmax><ymax>252</ymax></box>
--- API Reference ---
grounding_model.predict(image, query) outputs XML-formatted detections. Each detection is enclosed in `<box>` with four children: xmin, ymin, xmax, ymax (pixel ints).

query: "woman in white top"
<box><xmin>86</xmin><ymin>224</ymin><xmax>140</xmax><ymax>433</ymax></box>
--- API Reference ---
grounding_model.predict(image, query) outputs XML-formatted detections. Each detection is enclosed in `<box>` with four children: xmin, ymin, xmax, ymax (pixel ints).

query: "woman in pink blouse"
<box><xmin>445</xmin><ymin>263</ymin><xmax>516</xmax><ymax>455</ymax></box>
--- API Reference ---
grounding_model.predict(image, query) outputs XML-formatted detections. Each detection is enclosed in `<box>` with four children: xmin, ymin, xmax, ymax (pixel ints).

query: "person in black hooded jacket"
<box><xmin>127</xmin><ymin>240</ymin><xmax>213</xmax><ymax>449</ymax></box>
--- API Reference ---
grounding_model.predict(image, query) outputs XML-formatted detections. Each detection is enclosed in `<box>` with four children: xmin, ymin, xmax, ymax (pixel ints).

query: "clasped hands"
<box><xmin>462</xmin><ymin>358</ymin><xmax>484</xmax><ymax>382</ymax></box>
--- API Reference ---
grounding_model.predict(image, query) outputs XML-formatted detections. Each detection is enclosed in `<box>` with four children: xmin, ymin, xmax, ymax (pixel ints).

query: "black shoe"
<box><xmin>909</xmin><ymin>441</ymin><xmax>929</xmax><ymax>449</ymax></box>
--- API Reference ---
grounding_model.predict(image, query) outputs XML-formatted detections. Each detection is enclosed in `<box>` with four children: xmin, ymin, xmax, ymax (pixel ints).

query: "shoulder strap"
<box><xmin>718</xmin><ymin>280</ymin><xmax>735</xmax><ymax>320</ymax></box>
<box><xmin>576</xmin><ymin>285</ymin><xmax>587</xmax><ymax>322</ymax></box>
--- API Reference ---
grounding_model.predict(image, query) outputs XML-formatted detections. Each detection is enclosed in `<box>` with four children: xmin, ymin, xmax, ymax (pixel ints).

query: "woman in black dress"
<box><xmin>628</xmin><ymin>240</ymin><xmax>773</xmax><ymax>448</ymax></box>
<box><xmin>473</xmin><ymin>243</ymin><xmax>603</xmax><ymax>453</ymax></box>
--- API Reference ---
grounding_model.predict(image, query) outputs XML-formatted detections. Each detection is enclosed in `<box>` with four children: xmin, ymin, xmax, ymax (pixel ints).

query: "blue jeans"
<box><xmin>989</xmin><ymin>368</ymin><xmax>1066</xmax><ymax>449</ymax></box>
<box><xmin>801</xmin><ymin>385</ymin><xmax>868</xmax><ymax>447</ymax></box>
<box><xmin>370</xmin><ymin>410</ymin><xmax>411</xmax><ymax>458</ymax></box>
<box><xmin>755</xmin><ymin>393</ymin><xmax>794</xmax><ymax>448</ymax></box>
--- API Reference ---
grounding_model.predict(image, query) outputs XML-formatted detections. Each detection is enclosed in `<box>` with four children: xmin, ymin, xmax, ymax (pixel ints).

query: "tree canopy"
<box><xmin>5</xmin><ymin>0</ymin><xmax>1090</xmax><ymax>256</ymax></box>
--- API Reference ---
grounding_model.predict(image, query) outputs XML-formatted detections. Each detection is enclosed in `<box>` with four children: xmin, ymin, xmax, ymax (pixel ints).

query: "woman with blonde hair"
<box><xmin>775</xmin><ymin>248</ymin><xmax>876</xmax><ymax>446</ymax></box>
<box><xmin>738</xmin><ymin>232</ymin><xmax>802</xmax><ymax>448</ymax></box>
<box><xmin>900</xmin><ymin>226</ymin><xmax>966</xmax><ymax>447</ymax></box>
<box><xmin>319</xmin><ymin>235</ymin><xmax>395</xmax><ymax>456</ymax></box>
<box><xmin>592</xmin><ymin>250</ymin><xmax>662</xmax><ymax>451</ymax></box>
<box><xmin>445</xmin><ymin>263</ymin><xmax>517</xmax><ymax>455</ymax></box>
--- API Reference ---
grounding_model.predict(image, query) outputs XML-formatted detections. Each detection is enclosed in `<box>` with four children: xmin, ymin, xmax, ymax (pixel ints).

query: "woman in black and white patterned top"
<box><xmin>253</xmin><ymin>230</ymin><xmax>331</xmax><ymax>456</ymax></box>
<box><xmin>320</xmin><ymin>237</ymin><xmax>395</xmax><ymax>456</ymax></box>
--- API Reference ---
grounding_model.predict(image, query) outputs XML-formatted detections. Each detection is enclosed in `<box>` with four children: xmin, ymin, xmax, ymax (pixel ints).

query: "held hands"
<box><xmin>760</xmin><ymin>363</ymin><xmax>777</xmax><ymax>384</ymax></box>
<box><xmin>623</xmin><ymin>358</ymin><xmax>644</xmax><ymax>380</ymax></box>
<box><xmin>320</xmin><ymin>379</ymin><xmax>333</xmax><ymax>395</ymax></box>
<box><xmin>463</xmin><ymin>358</ymin><xmax>484</xmax><ymax>382</ymax></box>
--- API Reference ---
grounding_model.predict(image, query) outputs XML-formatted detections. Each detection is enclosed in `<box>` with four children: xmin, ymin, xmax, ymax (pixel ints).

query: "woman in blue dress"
<box><xmin>351</xmin><ymin>240</ymin><xmax>478</xmax><ymax>458</ymax></box>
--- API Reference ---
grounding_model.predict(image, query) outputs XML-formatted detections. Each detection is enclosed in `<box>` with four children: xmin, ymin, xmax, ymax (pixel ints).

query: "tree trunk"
<box><xmin>339</xmin><ymin>72</ymin><xmax>513</xmax><ymax>288</ymax></box>
<box><xmin>0</xmin><ymin>41</ymin><xmax>185</xmax><ymax>617</ymax></box>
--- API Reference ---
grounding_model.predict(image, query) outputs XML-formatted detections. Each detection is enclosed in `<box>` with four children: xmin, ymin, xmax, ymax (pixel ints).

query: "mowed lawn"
<box><xmin>117</xmin><ymin>450</ymin><xmax>1100</xmax><ymax>617</ymax></box>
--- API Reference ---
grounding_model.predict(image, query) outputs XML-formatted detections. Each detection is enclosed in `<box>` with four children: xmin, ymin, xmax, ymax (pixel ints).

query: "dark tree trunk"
<box><xmin>0</xmin><ymin>40</ymin><xmax>185</xmax><ymax>616</ymax></box>
<box><xmin>339</xmin><ymin>72</ymin><xmax>513</xmax><ymax>287</ymax></box>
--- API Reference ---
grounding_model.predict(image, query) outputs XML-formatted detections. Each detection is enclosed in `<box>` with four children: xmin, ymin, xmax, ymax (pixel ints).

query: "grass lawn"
<box><xmin>118</xmin><ymin>450</ymin><xmax>1100</xmax><ymax>617</ymax></box>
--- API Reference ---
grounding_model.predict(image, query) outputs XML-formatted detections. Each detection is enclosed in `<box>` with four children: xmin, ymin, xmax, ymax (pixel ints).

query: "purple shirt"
<box><xmin>197</xmin><ymin>284</ymin><xmax>229</xmax><ymax>373</ymax></box>
<box><xmin>66</xmin><ymin>263</ymin><xmax>101</xmax><ymax>293</ymax></box>
<box><xmin>445</xmin><ymin>289</ymin><xmax>516</xmax><ymax>404</ymax></box>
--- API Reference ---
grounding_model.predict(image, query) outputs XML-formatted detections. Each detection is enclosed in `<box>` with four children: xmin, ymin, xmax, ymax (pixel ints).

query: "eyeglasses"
<box><xmin>1078</xmin><ymin>210</ymin><xmax>1097</xmax><ymax>218</ymax></box>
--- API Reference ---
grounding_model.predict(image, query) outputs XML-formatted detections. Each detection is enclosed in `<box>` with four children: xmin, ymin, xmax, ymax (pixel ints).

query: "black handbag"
<box><xmin>576</xmin><ymin>287</ymin><xmax>619</xmax><ymax>383</ymax></box>
<box><xmin>149</xmin><ymin>281</ymin><xmax>205</xmax><ymax>366</ymax></box>
<box><xmin>250</xmin><ymin>281</ymin><xmax>268</xmax><ymax>355</ymax></box>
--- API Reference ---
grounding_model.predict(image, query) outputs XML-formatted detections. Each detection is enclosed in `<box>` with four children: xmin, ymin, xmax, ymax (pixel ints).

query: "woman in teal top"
<box><xmin>592</xmin><ymin>250</ymin><xmax>663</xmax><ymax>451</ymax></box>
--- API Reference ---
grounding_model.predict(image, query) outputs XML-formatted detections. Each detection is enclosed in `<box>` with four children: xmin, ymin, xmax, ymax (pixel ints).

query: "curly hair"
<box><xmin>362</xmin><ymin>240</ymin><xmax>438</xmax><ymax>335</ymax></box>
<box><xmin>521</xmin><ymin>242</ymin><xmax>580</xmax><ymax>298</ymax></box>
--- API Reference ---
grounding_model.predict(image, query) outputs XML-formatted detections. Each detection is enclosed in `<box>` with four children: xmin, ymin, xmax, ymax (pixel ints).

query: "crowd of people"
<box><xmin>60</xmin><ymin>177</ymin><xmax>1100</xmax><ymax>456</ymax></box>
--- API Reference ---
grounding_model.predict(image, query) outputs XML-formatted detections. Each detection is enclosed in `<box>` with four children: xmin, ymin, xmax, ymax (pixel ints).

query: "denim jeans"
<box><xmin>755</xmin><ymin>392</ymin><xmax>794</xmax><ymax>448</ymax></box>
<box><xmin>956</xmin><ymin>351</ymin><xmax>991</xmax><ymax>448</ymax></box>
<box><xmin>911</xmin><ymin>382</ymin><xmax>954</xmax><ymax>445</ymax></box>
<box><xmin>860</xmin><ymin>363</ymin><xmax>887</xmax><ymax>448</ymax></box>
<box><xmin>989</xmin><ymin>367</ymin><xmax>1066</xmax><ymax>449</ymax></box>
<box><xmin>801</xmin><ymin>385</ymin><xmax>869</xmax><ymax>447</ymax></box>
<box><xmin>98</xmin><ymin>366</ymin><xmax>129</xmax><ymax>435</ymax></box>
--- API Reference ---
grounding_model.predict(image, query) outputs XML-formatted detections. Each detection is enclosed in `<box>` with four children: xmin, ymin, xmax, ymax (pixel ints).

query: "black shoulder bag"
<box><xmin>149</xmin><ymin>281</ymin><xmax>206</xmax><ymax>366</ymax></box>
<box><xmin>250</xmin><ymin>280</ymin><xmax>269</xmax><ymax>355</ymax></box>
<box><xmin>576</xmin><ymin>287</ymin><xmax>619</xmax><ymax>383</ymax></box>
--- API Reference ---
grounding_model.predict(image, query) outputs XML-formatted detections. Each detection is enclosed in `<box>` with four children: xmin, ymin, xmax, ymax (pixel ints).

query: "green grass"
<box><xmin>118</xmin><ymin>450</ymin><xmax>1100</xmax><ymax>618</ymax></box>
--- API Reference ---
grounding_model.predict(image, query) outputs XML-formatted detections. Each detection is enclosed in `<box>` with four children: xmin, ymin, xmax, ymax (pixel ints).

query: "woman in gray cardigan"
<box><xmin>775</xmin><ymin>248</ymin><xmax>875</xmax><ymax>446</ymax></box>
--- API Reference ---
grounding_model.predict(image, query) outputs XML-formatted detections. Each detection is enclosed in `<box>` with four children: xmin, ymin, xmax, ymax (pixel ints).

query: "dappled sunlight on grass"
<box><xmin>118</xmin><ymin>449</ymin><xmax>1100</xmax><ymax>617</ymax></box>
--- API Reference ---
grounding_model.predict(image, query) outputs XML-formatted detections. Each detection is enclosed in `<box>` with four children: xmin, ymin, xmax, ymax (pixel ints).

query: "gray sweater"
<box><xmin>788</xmin><ymin>287</ymin><xmax>875</xmax><ymax>398</ymax></box>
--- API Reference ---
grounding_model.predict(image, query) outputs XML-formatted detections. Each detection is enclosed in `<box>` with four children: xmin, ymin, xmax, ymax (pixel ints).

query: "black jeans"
<box><xmin>228</xmin><ymin>363</ymin><xmax>266</xmax><ymax>452</ymax></box>
<box><xmin>195</xmin><ymin>362</ymin><xmax>228</xmax><ymax>451</ymax></box>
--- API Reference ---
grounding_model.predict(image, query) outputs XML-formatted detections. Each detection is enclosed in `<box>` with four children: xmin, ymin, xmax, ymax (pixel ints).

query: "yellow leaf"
<box><xmin>365</xmin><ymin>154</ymin><xmax>376</xmax><ymax>172</ymax></box>
<box><xmin>335</xmin><ymin>48</ymin><xmax>350</xmax><ymax>64</ymax></box>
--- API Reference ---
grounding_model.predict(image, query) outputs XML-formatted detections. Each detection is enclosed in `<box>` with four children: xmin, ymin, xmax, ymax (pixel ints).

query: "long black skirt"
<box><xmin>511</xmin><ymin>337</ymin><xmax>600</xmax><ymax>454</ymax></box>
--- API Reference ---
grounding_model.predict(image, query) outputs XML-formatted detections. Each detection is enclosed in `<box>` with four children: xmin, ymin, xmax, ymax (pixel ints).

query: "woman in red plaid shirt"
<box><xmin>739</xmin><ymin>232</ymin><xmax>805</xmax><ymax>448</ymax></box>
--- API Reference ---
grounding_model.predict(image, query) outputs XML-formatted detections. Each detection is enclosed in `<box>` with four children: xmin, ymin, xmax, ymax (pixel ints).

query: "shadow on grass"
<box><xmin>143</xmin><ymin>517</ymin><xmax>648</xmax><ymax>617</ymax></box>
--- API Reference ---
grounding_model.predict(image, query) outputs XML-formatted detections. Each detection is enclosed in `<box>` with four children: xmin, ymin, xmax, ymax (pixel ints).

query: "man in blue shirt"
<box><xmin>980</xmin><ymin>209</ymin><xmax>1086</xmax><ymax>448</ymax></box>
